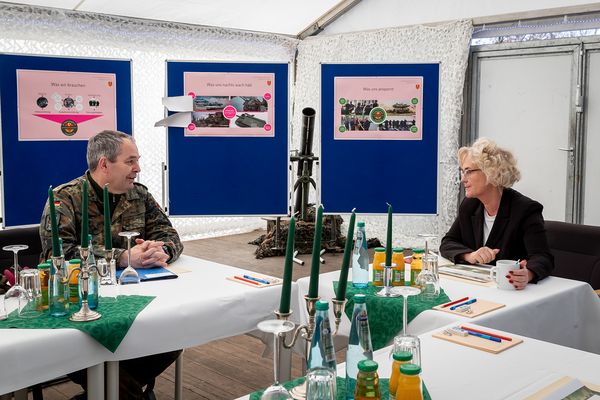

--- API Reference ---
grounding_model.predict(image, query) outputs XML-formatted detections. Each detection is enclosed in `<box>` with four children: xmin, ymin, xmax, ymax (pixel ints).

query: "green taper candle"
<box><xmin>336</xmin><ymin>209</ymin><xmax>356</xmax><ymax>301</ymax></box>
<box><xmin>103</xmin><ymin>184</ymin><xmax>112</xmax><ymax>250</ymax></box>
<box><xmin>385</xmin><ymin>203</ymin><xmax>392</xmax><ymax>266</ymax></box>
<box><xmin>308</xmin><ymin>205</ymin><xmax>323</xmax><ymax>298</ymax></box>
<box><xmin>48</xmin><ymin>186</ymin><xmax>60</xmax><ymax>257</ymax></box>
<box><xmin>81</xmin><ymin>179</ymin><xmax>89</xmax><ymax>248</ymax></box>
<box><xmin>279</xmin><ymin>216</ymin><xmax>295</xmax><ymax>314</ymax></box>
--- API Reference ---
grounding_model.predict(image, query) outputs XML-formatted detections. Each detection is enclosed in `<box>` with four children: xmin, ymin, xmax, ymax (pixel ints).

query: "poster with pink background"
<box><xmin>17</xmin><ymin>69</ymin><xmax>117</xmax><ymax>141</ymax></box>
<box><xmin>334</xmin><ymin>76</ymin><xmax>424</xmax><ymax>140</ymax></box>
<box><xmin>184</xmin><ymin>72</ymin><xmax>275</xmax><ymax>137</ymax></box>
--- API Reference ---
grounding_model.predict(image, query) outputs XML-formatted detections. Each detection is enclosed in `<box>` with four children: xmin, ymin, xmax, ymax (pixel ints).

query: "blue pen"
<box><xmin>450</xmin><ymin>298</ymin><xmax>477</xmax><ymax>310</ymax></box>
<box><xmin>467</xmin><ymin>331</ymin><xmax>501</xmax><ymax>343</ymax></box>
<box><xmin>243</xmin><ymin>275</ymin><xmax>271</xmax><ymax>285</ymax></box>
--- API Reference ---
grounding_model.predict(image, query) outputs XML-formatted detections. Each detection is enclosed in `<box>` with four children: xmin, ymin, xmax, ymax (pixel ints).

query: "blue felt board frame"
<box><xmin>320</xmin><ymin>63</ymin><xmax>440</xmax><ymax>214</ymax></box>
<box><xmin>0</xmin><ymin>54</ymin><xmax>132</xmax><ymax>227</ymax></box>
<box><xmin>165</xmin><ymin>61</ymin><xmax>289</xmax><ymax>216</ymax></box>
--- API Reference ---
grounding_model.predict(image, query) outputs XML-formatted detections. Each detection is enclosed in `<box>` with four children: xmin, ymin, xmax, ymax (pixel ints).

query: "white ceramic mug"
<box><xmin>490</xmin><ymin>259</ymin><xmax>520</xmax><ymax>290</ymax></box>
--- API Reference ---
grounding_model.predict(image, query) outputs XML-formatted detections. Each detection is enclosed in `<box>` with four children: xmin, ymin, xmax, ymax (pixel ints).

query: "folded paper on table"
<box><xmin>439</xmin><ymin>263</ymin><xmax>495</xmax><ymax>285</ymax></box>
<box><xmin>116</xmin><ymin>266</ymin><xmax>178</xmax><ymax>281</ymax></box>
<box><xmin>433</xmin><ymin>298</ymin><xmax>505</xmax><ymax>318</ymax></box>
<box><xmin>524</xmin><ymin>376</ymin><xmax>600</xmax><ymax>400</ymax></box>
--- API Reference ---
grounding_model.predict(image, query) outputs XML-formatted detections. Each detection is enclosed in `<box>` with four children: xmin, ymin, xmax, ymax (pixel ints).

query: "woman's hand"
<box><xmin>508</xmin><ymin>260</ymin><xmax>534</xmax><ymax>290</ymax></box>
<box><xmin>463</xmin><ymin>247</ymin><xmax>500</xmax><ymax>264</ymax></box>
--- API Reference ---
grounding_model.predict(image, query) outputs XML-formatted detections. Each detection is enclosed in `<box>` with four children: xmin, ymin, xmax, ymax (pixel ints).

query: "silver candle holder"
<box><xmin>275</xmin><ymin>294</ymin><xmax>346</xmax><ymax>400</ymax></box>
<box><xmin>67</xmin><ymin>246</ymin><xmax>108</xmax><ymax>322</ymax></box>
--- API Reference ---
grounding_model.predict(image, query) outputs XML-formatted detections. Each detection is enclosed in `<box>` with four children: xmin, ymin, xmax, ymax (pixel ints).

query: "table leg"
<box><xmin>175</xmin><ymin>351</ymin><xmax>183</xmax><ymax>400</ymax></box>
<box><xmin>13</xmin><ymin>389</ymin><xmax>27</xmax><ymax>400</ymax></box>
<box><xmin>87</xmin><ymin>363</ymin><xmax>104</xmax><ymax>400</ymax></box>
<box><xmin>106</xmin><ymin>361</ymin><xmax>119</xmax><ymax>400</ymax></box>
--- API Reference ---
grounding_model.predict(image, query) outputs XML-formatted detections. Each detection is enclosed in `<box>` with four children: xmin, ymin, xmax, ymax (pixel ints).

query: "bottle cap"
<box><xmin>69</xmin><ymin>259</ymin><xmax>81</xmax><ymax>264</ymax></box>
<box><xmin>374</xmin><ymin>247</ymin><xmax>385</xmax><ymax>252</ymax></box>
<box><xmin>354</xmin><ymin>294</ymin><xmax>366</xmax><ymax>304</ymax></box>
<box><xmin>37</xmin><ymin>263</ymin><xmax>51</xmax><ymax>269</ymax></box>
<box><xmin>400</xmin><ymin>363</ymin><xmax>421</xmax><ymax>375</ymax></box>
<box><xmin>393</xmin><ymin>351</ymin><xmax>413</xmax><ymax>362</ymax></box>
<box><xmin>315</xmin><ymin>300</ymin><xmax>329</xmax><ymax>311</ymax></box>
<box><xmin>357</xmin><ymin>359</ymin><xmax>378</xmax><ymax>372</ymax></box>
<box><xmin>357</xmin><ymin>222</ymin><xmax>365</xmax><ymax>227</ymax></box>
<box><xmin>393</xmin><ymin>247</ymin><xmax>405</xmax><ymax>253</ymax></box>
<box><xmin>412</xmin><ymin>247</ymin><xmax>424</xmax><ymax>254</ymax></box>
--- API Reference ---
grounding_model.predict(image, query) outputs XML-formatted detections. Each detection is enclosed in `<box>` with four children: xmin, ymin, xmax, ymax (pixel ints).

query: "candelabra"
<box><xmin>67</xmin><ymin>246</ymin><xmax>109</xmax><ymax>322</ymax></box>
<box><xmin>273</xmin><ymin>294</ymin><xmax>346</xmax><ymax>399</ymax></box>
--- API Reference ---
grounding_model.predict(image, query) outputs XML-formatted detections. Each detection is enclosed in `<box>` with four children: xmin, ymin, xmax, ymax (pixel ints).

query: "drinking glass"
<box><xmin>416</xmin><ymin>254</ymin><xmax>440</xmax><ymax>300</ymax></box>
<box><xmin>257</xmin><ymin>319</ymin><xmax>295</xmax><ymax>400</ymax></box>
<box><xmin>0</xmin><ymin>295</ymin><xmax>7</xmax><ymax>320</ymax></box>
<box><xmin>3</xmin><ymin>244</ymin><xmax>30</xmax><ymax>318</ymax></box>
<box><xmin>18</xmin><ymin>268</ymin><xmax>43</xmax><ymax>318</ymax></box>
<box><xmin>97</xmin><ymin>258</ymin><xmax>119</xmax><ymax>303</ymax></box>
<box><xmin>118</xmin><ymin>232</ymin><xmax>140</xmax><ymax>285</ymax></box>
<box><xmin>392</xmin><ymin>335</ymin><xmax>421</xmax><ymax>367</ymax></box>
<box><xmin>305</xmin><ymin>367</ymin><xmax>336</xmax><ymax>400</ymax></box>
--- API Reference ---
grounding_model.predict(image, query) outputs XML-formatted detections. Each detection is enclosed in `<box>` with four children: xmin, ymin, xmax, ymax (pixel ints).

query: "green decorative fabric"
<box><xmin>0</xmin><ymin>295</ymin><xmax>154</xmax><ymax>352</ymax></box>
<box><xmin>334</xmin><ymin>282</ymin><xmax>450</xmax><ymax>350</ymax></box>
<box><xmin>249</xmin><ymin>376</ymin><xmax>431</xmax><ymax>400</ymax></box>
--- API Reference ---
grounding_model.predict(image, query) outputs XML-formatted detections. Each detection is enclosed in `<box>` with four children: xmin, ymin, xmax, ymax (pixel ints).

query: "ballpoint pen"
<box><xmin>461</xmin><ymin>326</ymin><xmax>513</xmax><ymax>341</ymax></box>
<box><xmin>441</xmin><ymin>296</ymin><xmax>469</xmax><ymax>308</ymax></box>
<box><xmin>450</xmin><ymin>298</ymin><xmax>477</xmax><ymax>310</ymax></box>
<box><xmin>243</xmin><ymin>275</ymin><xmax>271</xmax><ymax>285</ymax></box>
<box><xmin>467</xmin><ymin>330</ymin><xmax>501</xmax><ymax>343</ymax></box>
<box><xmin>233</xmin><ymin>276</ymin><xmax>260</xmax><ymax>285</ymax></box>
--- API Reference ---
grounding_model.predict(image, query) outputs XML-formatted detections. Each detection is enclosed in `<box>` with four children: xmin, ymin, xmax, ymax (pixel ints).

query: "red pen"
<box><xmin>441</xmin><ymin>297</ymin><xmax>469</xmax><ymax>308</ymax></box>
<box><xmin>461</xmin><ymin>326</ymin><xmax>513</xmax><ymax>341</ymax></box>
<box><xmin>233</xmin><ymin>276</ymin><xmax>260</xmax><ymax>285</ymax></box>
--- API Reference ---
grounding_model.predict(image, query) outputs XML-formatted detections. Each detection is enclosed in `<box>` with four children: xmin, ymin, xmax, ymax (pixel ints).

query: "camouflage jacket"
<box><xmin>40</xmin><ymin>173</ymin><xmax>183</xmax><ymax>264</ymax></box>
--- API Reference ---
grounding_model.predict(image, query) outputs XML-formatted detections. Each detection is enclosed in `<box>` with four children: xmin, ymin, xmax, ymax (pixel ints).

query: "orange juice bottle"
<box><xmin>391</xmin><ymin>247</ymin><xmax>405</xmax><ymax>287</ymax></box>
<box><xmin>389</xmin><ymin>351</ymin><xmax>412</xmax><ymax>400</ymax></box>
<box><xmin>395</xmin><ymin>364</ymin><xmax>423</xmax><ymax>400</ymax></box>
<box><xmin>68</xmin><ymin>259</ymin><xmax>81</xmax><ymax>303</ymax></box>
<box><xmin>372</xmin><ymin>247</ymin><xmax>386</xmax><ymax>287</ymax></box>
<box><xmin>410</xmin><ymin>248</ymin><xmax>424</xmax><ymax>287</ymax></box>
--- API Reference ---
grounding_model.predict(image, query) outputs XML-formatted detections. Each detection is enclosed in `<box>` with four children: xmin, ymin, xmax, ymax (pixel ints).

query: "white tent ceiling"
<box><xmin>6</xmin><ymin>0</ymin><xmax>354</xmax><ymax>36</ymax></box>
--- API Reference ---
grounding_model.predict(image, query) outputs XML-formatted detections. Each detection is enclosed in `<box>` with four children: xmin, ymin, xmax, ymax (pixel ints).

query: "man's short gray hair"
<box><xmin>87</xmin><ymin>130</ymin><xmax>134</xmax><ymax>171</ymax></box>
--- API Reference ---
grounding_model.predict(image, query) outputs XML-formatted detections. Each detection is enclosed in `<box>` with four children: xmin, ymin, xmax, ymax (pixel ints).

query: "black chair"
<box><xmin>0</xmin><ymin>225</ymin><xmax>43</xmax><ymax>273</ymax></box>
<box><xmin>545</xmin><ymin>220</ymin><xmax>600</xmax><ymax>291</ymax></box>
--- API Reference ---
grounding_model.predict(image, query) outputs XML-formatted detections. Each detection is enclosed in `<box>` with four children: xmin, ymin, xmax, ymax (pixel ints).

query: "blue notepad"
<box><xmin>116</xmin><ymin>266</ymin><xmax>178</xmax><ymax>282</ymax></box>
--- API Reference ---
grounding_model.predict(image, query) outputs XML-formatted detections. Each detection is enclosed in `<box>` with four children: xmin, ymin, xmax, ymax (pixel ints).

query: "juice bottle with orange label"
<box><xmin>68</xmin><ymin>259</ymin><xmax>81</xmax><ymax>303</ymax></box>
<box><xmin>391</xmin><ymin>247</ymin><xmax>405</xmax><ymax>286</ymax></box>
<box><xmin>410</xmin><ymin>248</ymin><xmax>424</xmax><ymax>288</ymax></box>
<box><xmin>395</xmin><ymin>364</ymin><xmax>423</xmax><ymax>400</ymax></box>
<box><xmin>389</xmin><ymin>351</ymin><xmax>413</xmax><ymax>400</ymax></box>
<box><xmin>372</xmin><ymin>247</ymin><xmax>386</xmax><ymax>287</ymax></box>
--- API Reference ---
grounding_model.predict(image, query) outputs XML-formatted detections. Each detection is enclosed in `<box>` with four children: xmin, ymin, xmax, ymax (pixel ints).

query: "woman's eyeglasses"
<box><xmin>459</xmin><ymin>168</ymin><xmax>481</xmax><ymax>178</ymax></box>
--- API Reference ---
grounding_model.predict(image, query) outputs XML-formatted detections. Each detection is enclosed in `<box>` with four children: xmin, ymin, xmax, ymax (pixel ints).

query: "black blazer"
<box><xmin>440</xmin><ymin>188</ymin><xmax>554</xmax><ymax>282</ymax></box>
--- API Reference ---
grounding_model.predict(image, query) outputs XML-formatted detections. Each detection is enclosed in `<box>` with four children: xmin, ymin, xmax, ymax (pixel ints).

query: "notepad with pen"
<box><xmin>226</xmin><ymin>273</ymin><xmax>282</xmax><ymax>288</ymax></box>
<box><xmin>116</xmin><ymin>266</ymin><xmax>178</xmax><ymax>282</ymax></box>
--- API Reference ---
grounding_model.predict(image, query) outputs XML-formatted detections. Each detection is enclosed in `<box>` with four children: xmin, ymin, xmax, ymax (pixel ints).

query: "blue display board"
<box><xmin>0</xmin><ymin>54</ymin><xmax>132</xmax><ymax>227</ymax></box>
<box><xmin>321</xmin><ymin>63</ymin><xmax>439</xmax><ymax>214</ymax></box>
<box><xmin>166</xmin><ymin>62</ymin><xmax>289</xmax><ymax>216</ymax></box>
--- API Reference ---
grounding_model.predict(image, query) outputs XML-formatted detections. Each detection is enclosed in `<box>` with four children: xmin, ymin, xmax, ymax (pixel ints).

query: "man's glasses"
<box><xmin>459</xmin><ymin>168</ymin><xmax>481</xmax><ymax>178</ymax></box>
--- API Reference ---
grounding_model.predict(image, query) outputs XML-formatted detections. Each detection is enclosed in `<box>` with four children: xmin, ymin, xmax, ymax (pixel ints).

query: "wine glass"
<box><xmin>256</xmin><ymin>319</ymin><xmax>295</xmax><ymax>399</ymax></box>
<box><xmin>392</xmin><ymin>286</ymin><xmax>421</xmax><ymax>336</ymax></box>
<box><xmin>118</xmin><ymin>232</ymin><xmax>140</xmax><ymax>285</ymax></box>
<box><xmin>3</xmin><ymin>244</ymin><xmax>30</xmax><ymax>317</ymax></box>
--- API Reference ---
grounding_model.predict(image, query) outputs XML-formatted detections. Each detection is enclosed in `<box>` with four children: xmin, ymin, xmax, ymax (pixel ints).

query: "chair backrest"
<box><xmin>545</xmin><ymin>220</ymin><xmax>600</xmax><ymax>290</ymax></box>
<box><xmin>0</xmin><ymin>225</ymin><xmax>43</xmax><ymax>272</ymax></box>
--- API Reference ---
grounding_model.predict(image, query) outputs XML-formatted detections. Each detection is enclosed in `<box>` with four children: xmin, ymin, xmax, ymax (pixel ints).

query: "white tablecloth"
<box><xmin>295</xmin><ymin>269</ymin><xmax>600</xmax><ymax>354</ymax></box>
<box><xmin>0</xmin><ymin>254</ymin><xmax>294</xmax><ymax>394</ymax></box>
<box><xmin>362</xmin><ymin>324</ymin><xmax>600</xmax><ymax>400</ymax></box>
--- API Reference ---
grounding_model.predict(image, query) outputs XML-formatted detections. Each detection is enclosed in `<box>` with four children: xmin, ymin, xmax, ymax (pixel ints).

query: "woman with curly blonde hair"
<box><xmin>440</xmin><ymin>138</ymin><xmax>553</xmax><ymax>289</ymax></box>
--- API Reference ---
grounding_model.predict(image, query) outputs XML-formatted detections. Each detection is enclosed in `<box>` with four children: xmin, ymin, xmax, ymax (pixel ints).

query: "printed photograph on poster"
<box><xmin>333</xmin><ymin>76</ymin><xmax>423</xmax><ymax>140</ymax></box>
<box><xmin>17</xmin><ymin>69</ymin><xmax>117</xmax><ymax>141</ymax></box>
<box><xmin>184</xmin><ymin>72</ymin><xmax>274</xmax><ymax>137</ymax></box>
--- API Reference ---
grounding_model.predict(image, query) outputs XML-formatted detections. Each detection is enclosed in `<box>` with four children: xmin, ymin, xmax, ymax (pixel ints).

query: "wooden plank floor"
<box><xmin>34</xmin><ymin>229</ymin><xmax>347</xmax><ymax>400</ymax></box>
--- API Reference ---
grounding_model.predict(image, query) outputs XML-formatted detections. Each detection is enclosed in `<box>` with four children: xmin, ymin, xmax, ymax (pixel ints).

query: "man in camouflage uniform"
<box><xmin>40</xmin><ymin>130</ymin><xmax>182</xmax><ymax>400</ymax></box>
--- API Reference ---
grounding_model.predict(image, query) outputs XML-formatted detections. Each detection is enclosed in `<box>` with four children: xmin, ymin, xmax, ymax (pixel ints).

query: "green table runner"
<box><xmin>249</xmin><ymin>376</ymin><xmax>431</xmax><ymax>400</ymax></box>
<box><xmin>334</xmin><ymin>282</ymin><xmax>450</xmax><ymax>350</ymax></box>
<box><xmin>0</xmin><ymin>295</ymin><xmax>154</xmax><ymax>352</ymax></box>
